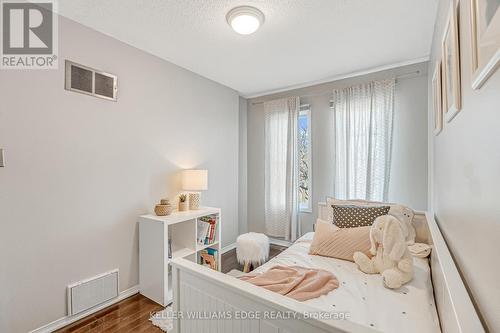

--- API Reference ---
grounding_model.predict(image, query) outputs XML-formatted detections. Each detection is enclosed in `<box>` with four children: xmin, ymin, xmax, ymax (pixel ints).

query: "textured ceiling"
<box><xmin>58</xmin><ymin>0</ymin><xmax>437</xmax><ymax>97</ymax></box>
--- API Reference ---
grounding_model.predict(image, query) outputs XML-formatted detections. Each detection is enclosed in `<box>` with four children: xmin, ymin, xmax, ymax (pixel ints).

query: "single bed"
<box><xmin>252</xmin><ymin>232</ymin><xmax>440</xmax><ymax>333</ymax></box>
<box><xmin>171</xmin><ymin>204</ymin><xmax>484</xmax><ymax>333</ymax></box>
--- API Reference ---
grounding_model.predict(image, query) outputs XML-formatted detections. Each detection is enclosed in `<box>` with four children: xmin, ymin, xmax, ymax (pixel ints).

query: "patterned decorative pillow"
<box><xmin>332</xmin><ymin>205</ymin><xmax>390</xmax><ymax>228</ymax></box>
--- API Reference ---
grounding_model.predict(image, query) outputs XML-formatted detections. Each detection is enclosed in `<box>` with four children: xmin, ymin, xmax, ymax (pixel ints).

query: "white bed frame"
<box><xmin>171</xmin><ymin>203</ymin><xmax>484</xmax><ymax>333</ymax></box>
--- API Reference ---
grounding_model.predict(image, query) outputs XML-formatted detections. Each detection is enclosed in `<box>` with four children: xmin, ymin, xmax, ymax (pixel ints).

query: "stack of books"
<box><xmin>199</xmin><ymin>248</ymin><xmax>218</xmax><ymax>270</ymax></box>
<box><xmin>196</xmin><ymin>215</ymin><xmax>217</xmax><ymax>245</ymax></box>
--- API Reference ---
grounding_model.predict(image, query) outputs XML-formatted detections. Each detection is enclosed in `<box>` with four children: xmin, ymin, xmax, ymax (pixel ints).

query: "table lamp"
<box><xmin>181</xmin><ymin>169</ymin><xmax>208</xmax><ymax>210</ymax></box>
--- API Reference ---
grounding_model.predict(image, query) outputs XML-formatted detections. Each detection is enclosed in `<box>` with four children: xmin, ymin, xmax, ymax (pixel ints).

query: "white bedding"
<box><xmin>252</xmin><ymin>232</ymin><xmax>441</xmax><ymax>333</ymax></box>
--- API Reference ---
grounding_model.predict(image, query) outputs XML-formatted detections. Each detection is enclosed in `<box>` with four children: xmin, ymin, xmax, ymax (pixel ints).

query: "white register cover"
<box><xmin>252</xmin><ymin>232</ymin><xmax>441</xmax><ymax>333</ymax></box>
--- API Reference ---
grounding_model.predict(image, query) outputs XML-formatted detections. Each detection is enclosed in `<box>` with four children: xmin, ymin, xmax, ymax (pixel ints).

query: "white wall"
<box><xmin>428</xmin><ymin>1</ymin><xmax>500</xmax><ymax>331</ymax></box>
<box><xmin>247</xmin><ymin>62</ymin><xmax>428</xmax><ymax>234</ymax></box>
<box><xmin>0</xmin><ymin>16</ymin><xmax>239</xmax><ymax>332</ymax></box>
<box><xmin>389</xmin><ymin>74</ymin><xmax>428</xmax><ymax>210</ymax></box>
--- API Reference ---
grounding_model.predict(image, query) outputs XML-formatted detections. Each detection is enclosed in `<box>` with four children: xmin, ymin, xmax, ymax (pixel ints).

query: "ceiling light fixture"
<box><xmin>226</xmin><ymin>6</ymin><xmax>264</xmax><ymax>35</ymax></box>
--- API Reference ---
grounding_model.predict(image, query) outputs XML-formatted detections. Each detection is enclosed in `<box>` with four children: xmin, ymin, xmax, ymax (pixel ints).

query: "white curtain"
<box><xmin>264</xmin><ymin>97</ymin><xmax>300</xmax><ymax>241</ymax></box>
<box><xmin>332</xmin><ymin>79</ymin><xmax>395</xmax><ymax>202</ymax></box>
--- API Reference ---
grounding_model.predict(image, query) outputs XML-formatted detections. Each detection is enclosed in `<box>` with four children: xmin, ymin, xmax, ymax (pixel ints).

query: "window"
<box><xmin>298</xmin><ymin>107</ymin><xmax>311</xmax><ymax>212</ymax></box>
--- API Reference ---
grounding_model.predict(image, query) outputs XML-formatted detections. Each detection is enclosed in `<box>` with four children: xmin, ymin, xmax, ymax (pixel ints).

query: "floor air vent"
<box><xmin>67</xmin><ymin>269</ymin><xmax>119</xmax><ymax>315</ymax></box>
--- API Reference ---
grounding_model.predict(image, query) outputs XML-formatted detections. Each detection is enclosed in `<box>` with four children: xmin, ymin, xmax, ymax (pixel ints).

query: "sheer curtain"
<box><xmin>332</xmin><ymin>79</ymin><xmax>395</xmax><ymax>202</ymax></box>
<box><xmin>264</xmin><ymin>97</ymin><xmax>300</xmax><ymax>241</ymax></box>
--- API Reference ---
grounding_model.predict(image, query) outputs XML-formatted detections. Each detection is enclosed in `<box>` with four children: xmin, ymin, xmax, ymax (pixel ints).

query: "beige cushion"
<box><xmin>309</xmin><ymin>220</ymin><xmax>372</xmax><ymax>262</ymax></box>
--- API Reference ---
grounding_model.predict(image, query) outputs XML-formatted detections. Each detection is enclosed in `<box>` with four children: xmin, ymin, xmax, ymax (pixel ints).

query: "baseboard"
<box><xmin>30</xmin><ymin>285</ymin><xmax>139</xmax><ymax>333</ymax></box>
<box><xmin>221</xmin><ymin>242</ymin><xmax>236</xmax><ymax>254</ymax></box>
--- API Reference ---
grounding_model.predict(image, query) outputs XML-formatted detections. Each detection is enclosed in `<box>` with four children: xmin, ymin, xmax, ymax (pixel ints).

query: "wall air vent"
<box><xmin>65</xmin><ymin>60</ymin><xmax>117</xmax><ymax>101</ymax></box>
<box><xmin>67</xmin><ymin>269</ymin><xmax>119</xmax><ymax>316</ymax></box>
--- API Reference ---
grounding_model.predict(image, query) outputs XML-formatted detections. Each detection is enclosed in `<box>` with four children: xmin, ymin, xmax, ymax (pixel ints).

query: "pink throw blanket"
<box><xmin>239</xmin><ymin>265</ymin><xmax>339</xmax><ymax>301</ymax></box>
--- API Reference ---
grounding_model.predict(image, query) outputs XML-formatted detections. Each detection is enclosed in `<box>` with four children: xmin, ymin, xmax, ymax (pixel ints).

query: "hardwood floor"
<box><xmin>57</xmin><ymin>244</ymin><xmax>288</xmax><ymax>332</ymax></box>
<box><xmin>55</xmin><ymin>294</ymin><xmax>163</xmax><ymax>333</ymax></box>
<box><xmin>221</xmin><ymin>244</ymin><xmax>287</xmax><ymax>273</ymax></box>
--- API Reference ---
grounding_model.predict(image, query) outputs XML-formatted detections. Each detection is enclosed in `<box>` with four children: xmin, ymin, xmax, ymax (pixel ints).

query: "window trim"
<box><xmin>298</xmin><ymin>107</ymin><xmax>312</xmax><ymax>213</ymax></box>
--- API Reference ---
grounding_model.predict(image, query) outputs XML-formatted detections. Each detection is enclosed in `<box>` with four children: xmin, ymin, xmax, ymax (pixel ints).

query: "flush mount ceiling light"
<box><xmin>226</xmin><ymin>6</ymin><xmax>264</xmax><ymax>35</ymax></box>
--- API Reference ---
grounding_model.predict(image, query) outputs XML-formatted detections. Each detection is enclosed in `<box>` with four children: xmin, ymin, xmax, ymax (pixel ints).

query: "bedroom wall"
<box><xmin>428</xmin><ymin>0</ymin><xmax>500</xmax><ymax>331</ymax></box>
<box><xmin>0</xmin><ymin>16</ymin><xmax>240</xmax><ymax>332</ymax></box>
<box><xmin>247</xmin><ymin>62</ymin><xmax>428</xmax><ymax>235</ymax></box>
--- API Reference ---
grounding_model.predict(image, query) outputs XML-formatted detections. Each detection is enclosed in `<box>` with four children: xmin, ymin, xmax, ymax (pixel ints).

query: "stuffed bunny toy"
<box><xmin>353</xmin><ymin>215</ymin><xmax>413</xmax><ymax>289</ymax></box>
<box><xmin>388</xmin><ymin>205</ymin><xmax>416</xmax><ymax>244</ymax></box>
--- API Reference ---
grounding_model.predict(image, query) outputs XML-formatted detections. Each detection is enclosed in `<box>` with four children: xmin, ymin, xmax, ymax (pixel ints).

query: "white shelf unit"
<box><xmin>138</xmin><ymin>207</ymin><xmax>221</xmax><ymax>306</ymax></box>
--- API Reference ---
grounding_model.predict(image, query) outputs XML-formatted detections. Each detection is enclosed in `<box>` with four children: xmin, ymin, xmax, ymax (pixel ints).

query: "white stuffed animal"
<box><xmin>388</xmin><ymin>205</ymin><xmax>416</xmax><ymax>244</ymax></box>
<box><xmin>353</xmin><ymin>215</ymin><xmax>413</xmax><ymax>289</ymax></box>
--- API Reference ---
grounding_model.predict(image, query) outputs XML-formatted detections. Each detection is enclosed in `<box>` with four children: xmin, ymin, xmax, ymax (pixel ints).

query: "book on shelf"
<box><xmin>199</xmin><ymin>248</ymin><xmax>218</xmax><ymax>270</ymax></box>
<box><xmin>197</xmin><ymin>215</ymin><xmax>218</xmax><ymax>246</ymax></box>
<box><xmin>196</xmin><ymin>220</ymin><xmax>210</xmax><ymax>245</ymax></box>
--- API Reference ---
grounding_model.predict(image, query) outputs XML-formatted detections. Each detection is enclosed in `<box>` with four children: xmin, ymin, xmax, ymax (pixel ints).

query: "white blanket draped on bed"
<box><xmin>251</xmin><ymin>232</ymin><xmax>441</xmax><ymax>333</ymax></box>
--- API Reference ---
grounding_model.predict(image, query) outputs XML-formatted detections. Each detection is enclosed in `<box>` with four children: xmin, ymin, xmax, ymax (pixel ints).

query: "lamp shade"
<box><xmin>181</xmin><ymin>169</ymin><xmax>208</xmax><ymax>191</ymax></box>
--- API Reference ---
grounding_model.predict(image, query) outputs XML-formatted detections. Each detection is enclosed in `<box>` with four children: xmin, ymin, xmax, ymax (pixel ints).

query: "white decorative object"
<box><xmin>182</xmin><ymin>169</ymin><xmax>208</xmax><ymax>210</ymax></box>
<box><xmin>170</xmin><ymin>203</ymin><xmax>485</xmax><ymax>333</ymax></box>
<box><xmin>332</xmin><ymin>79</ymin><xmax>395</xmax><ymax>202</ymax></box>
<box><xmin>264</xmin><ymin>97</ymin><xmax>300</xmax><ymax>241</ymax></box>
<box><xmin>353</xmin><ymin>216</ymin><xmax>413</xmax><ymax>289</ymax></box>
<box><xmin>236</xmin><ymin>232</ymin><xmax>269</xmax><ymax>272</ymax></box>
<box><xmin>138</xmin><ymin>207</ymin><xmax>221</xmax><ymax>306</ymax></box>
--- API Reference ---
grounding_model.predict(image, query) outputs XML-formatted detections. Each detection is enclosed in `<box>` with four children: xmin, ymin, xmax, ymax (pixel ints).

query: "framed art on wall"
<box><xmin>442</xmin><ymin>2</ymin><xmax>462</xmax><ymax>122</ymax></box>
<box><xmin>433</xmin><ymin>61</ymin><xmax>443</xmax><ymax>135</ymax></box>
<box><xmin>470</xmin><ymin>0</ymin><xmax>500</xmax><ymax>89</ymax></box>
